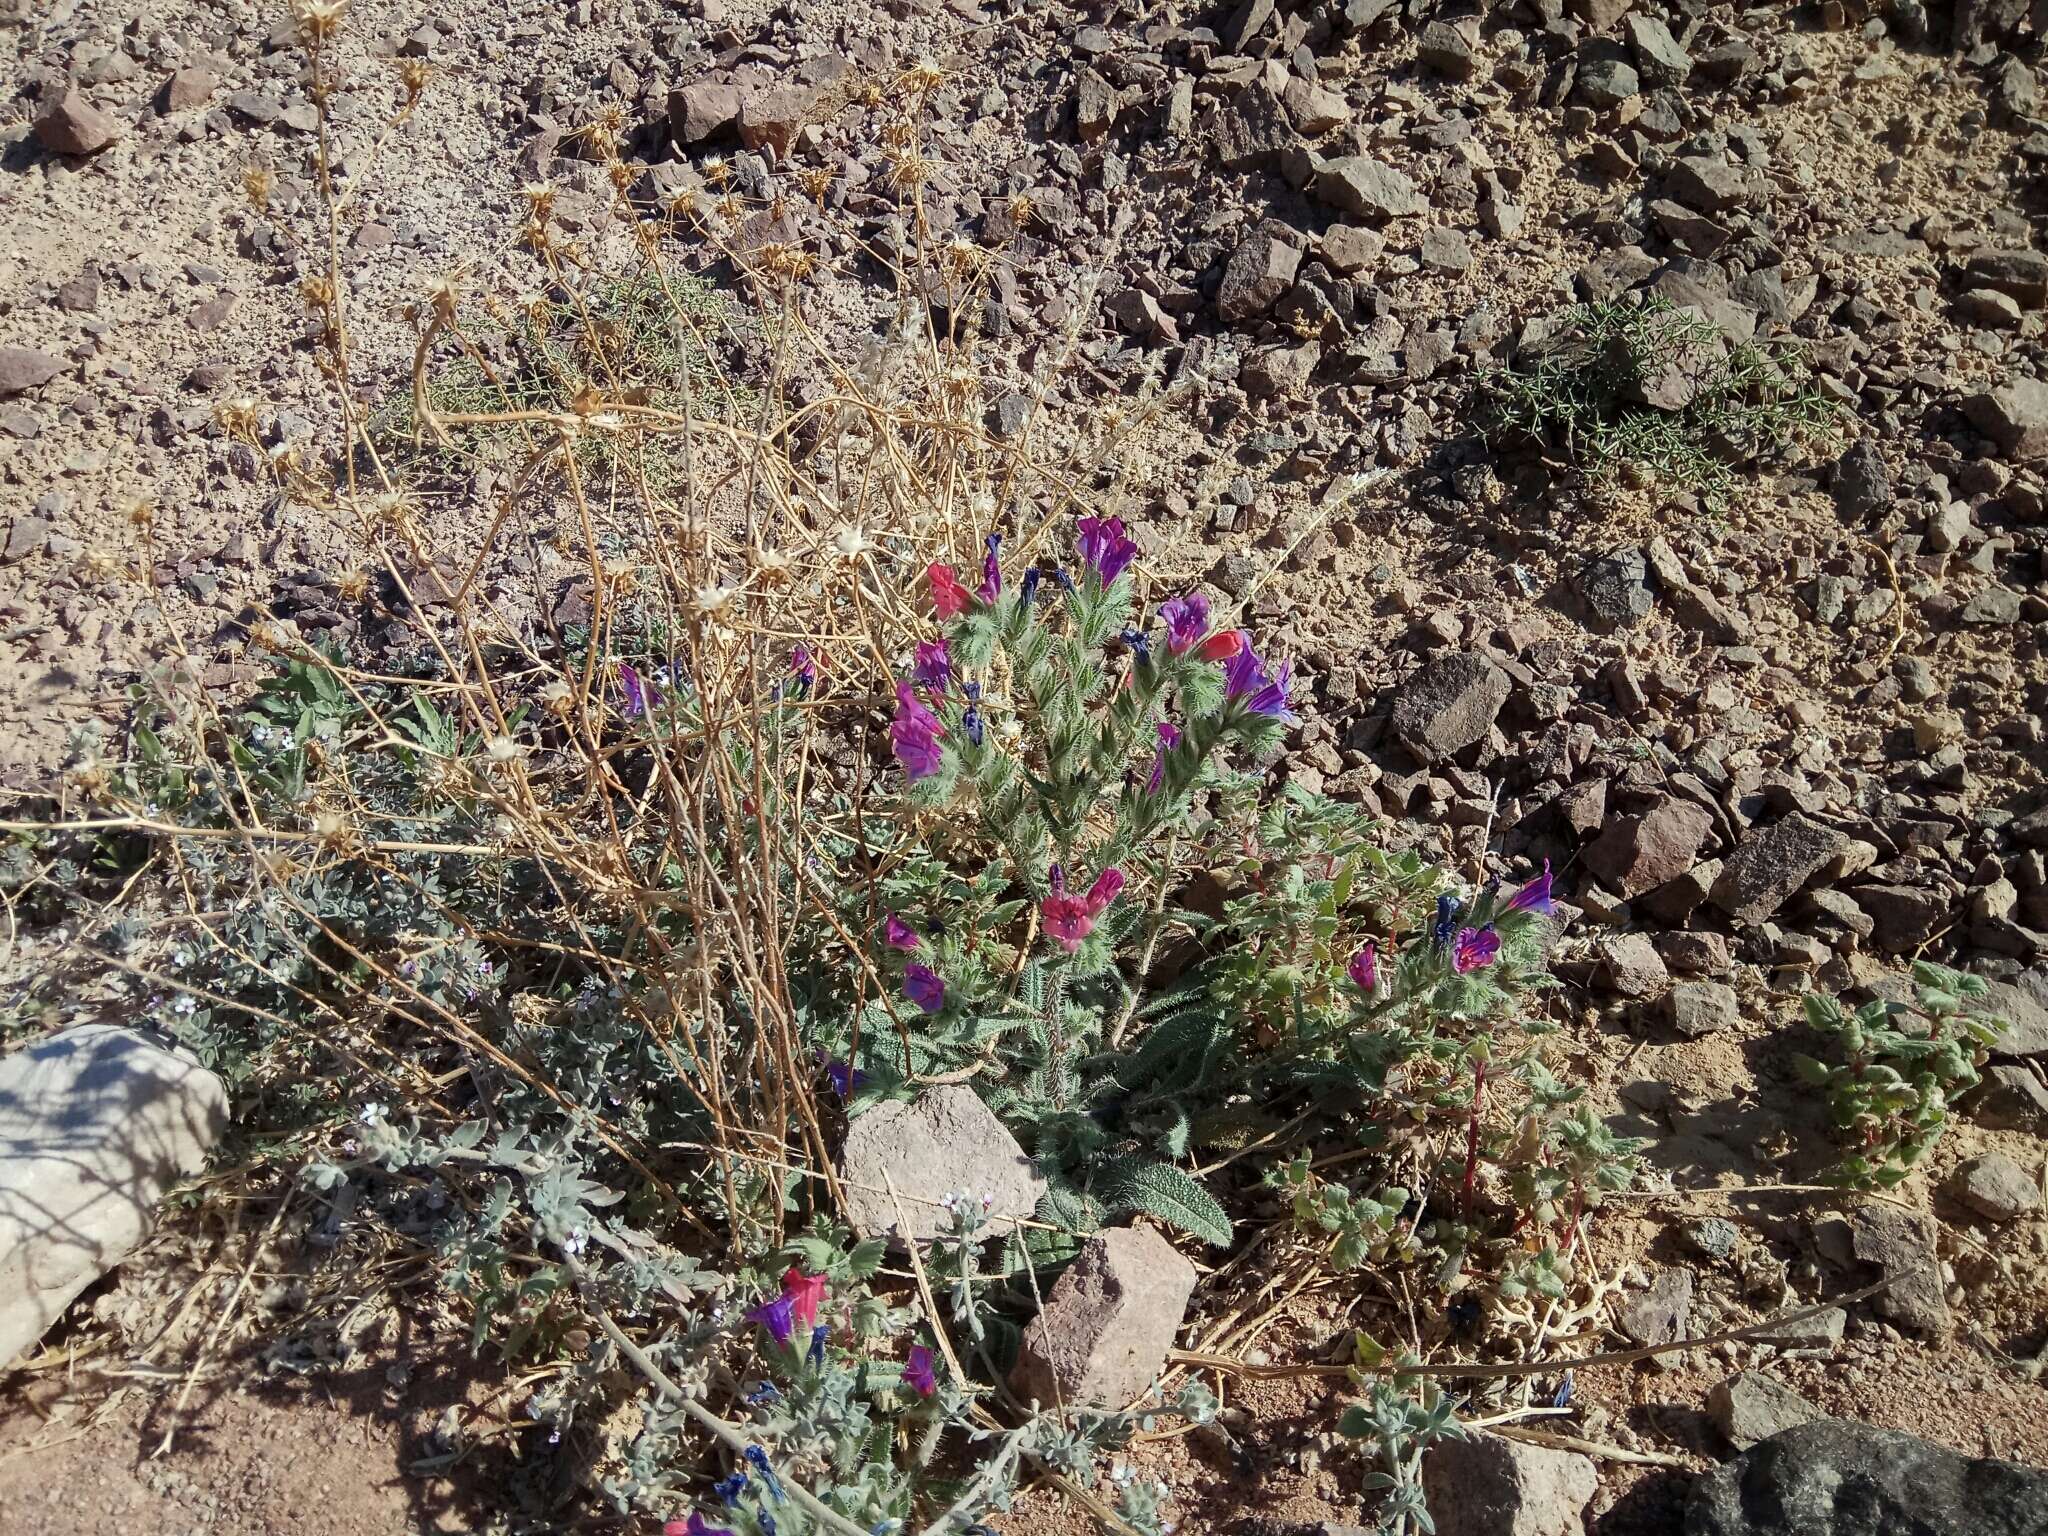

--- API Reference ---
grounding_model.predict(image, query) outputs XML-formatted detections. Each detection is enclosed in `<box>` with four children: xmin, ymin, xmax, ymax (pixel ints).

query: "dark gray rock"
<box><xmin>0</xmin><ymin>348</ymin><xmax>63</xmax><ymax>398</ymax></box>
<box><xmin>1416</xmin><ymin>20</ymin><xmax>1477</xmax><ymax>79</ymax></box>
<box><xmin>1574</xmin><ymin>545</ymin><xmax>1654</xmax><ymax>630</ymax></box>
<box><xmin>1964</xmin><ymin>377</ymin><xmax>2048</xmax><ymax>459</ymax></box>
<box><xmin>1390</xmin><ymin>652</ymin><xmax>1512</xmax><ymax>763</ymax></box>
<box><xmin>1832</xmin><ymin>439</ymin><xmax>1891</xmax><ymax>517</ymax></box>
<box><xmin>1577</xmin><ymin>57</ymin><xmax>1641</xmax><ymax>108</ymax></box>
<box><xmin>1710</xmin><ymin>814</ymin><xmax>1850</xmax><ymax>924</ymax></box>
<box><xmin>1422</xmin><ymin>1431</ymin><xmax>1597</xmax><ymax>1536</ymax></box>
<box><xmin>1954</xmin><ymin>1153</ymin><xmax>2040</xmax><ymax>1220</ymax></box>
<box><xmin>1685</xmin><ymin>1420</ymin><xmax>2048</xmax><ymax>1536</ymax></box>
<box><xmin>1314</xmin><ymin>156</ymin><xmax>1422</xmax><ymax>220</ymax></box>
<box><xmin>1626</xmin><ymin>14</ymin><xmax>1692</xmax><ymax>85</ymax></box>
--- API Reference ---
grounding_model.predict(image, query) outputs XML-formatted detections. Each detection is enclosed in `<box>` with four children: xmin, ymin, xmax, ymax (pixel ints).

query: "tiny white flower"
<box><xmin>829</xmin><ymin>525</ymin><xmax>871</xmax><ymax>561</ymax></box>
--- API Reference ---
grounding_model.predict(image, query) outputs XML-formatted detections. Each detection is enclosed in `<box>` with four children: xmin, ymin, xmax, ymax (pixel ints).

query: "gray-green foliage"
<box><xmin>1481</xmin><ymin>296</ymin><xmax>1838</xmax><ymax>500</ymax></box>
<box><xmin>1797</xmin><ymin>961</ymin><xmax>2007</xmax><ymax>1188</ymax></box>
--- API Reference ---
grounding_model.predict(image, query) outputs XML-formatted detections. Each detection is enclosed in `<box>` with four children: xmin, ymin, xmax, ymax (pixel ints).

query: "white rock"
<box><xmin>838</xmin><ymin>1085</ymin><xmax>1044</xmax><ymax>1243</ymax></box>
<box><xmin>2</xmin><ymin>1025</ymin><xmax>228</xmax><ymax>1368</ymax></box>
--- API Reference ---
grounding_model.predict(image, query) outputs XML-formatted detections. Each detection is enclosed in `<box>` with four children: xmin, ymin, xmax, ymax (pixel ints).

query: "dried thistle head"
<box><xmin>396</xmin><ymin>56</ymin><xmax>432</xmax><ymax>99</ymax></box>
<box><xmin>217</xmin><ymin>395</ymin><xmax>262</xmax><ymax>437</ymax></box>
<box><xmin>714</xmin><ymin>192</ymin><xmax>744</xmax><ymax>222</ymax></box>
<box><xmin>750</xmin><ymin>544</ymin><xmax>794</xmax><ymax>586</ymax></box>
<box><xmin>666</xmin><ymin>187</ymin><xmax>700</xmax><ymax>221</ymax></box>
<box><xmin>797</xmin><ymin>166</ymin><xmax>833</xmax><ymax>204</ymax></box>
<box><xmin>243</xmin><ymin>164</ymin><xmax>276</xmax><ymax>211</ymax></box>
<box><xmin>1007</xmin><ymin>193</ymin><xmax>1033</xmax><ymax>227</ymax></box>
<box><xmin>300</xmin><ymin>273</ymin><xmax>337</xmax><ymax>312</ymax></box>
<box><xmin>884</xmin><ymin>146</ymin><xmax>930</xmax><ymax>194</ymax></box>
<box><xmin>122</xmin><ymin>495</ymin><xmax>156</xmax><ymax>529</ymax></box>
<box><xmin>290</xmin><ymin>0</ymin><xmax>349</xmax><ymax>46</ymax></box>
<box><xmin>689</xmin><ymin>583</ymin><xmax>740</xmax><ymax>624</ymax></box>
<box><xmin>902</xmin><ymin>55</ymin><xmax>947</xmax><ymax>94</ymax></box>
<box><xmin>521</xmin><ymin>181</ymin><xmax>557</xmax><ymax>222</ymax></box>
<box><xmin>701</xmin><ymin>156</ymin><xmax>731</xmax><ymax>189</ymax></box>
<box><xmin>828</xmin><ymin>525</ymin><xmax>871</xmax><ymax>563</ymax></box>
<box><xmin>423</xmin><ymin>270</ymin><xmax>462</xmax><ymax>321</ymax></box>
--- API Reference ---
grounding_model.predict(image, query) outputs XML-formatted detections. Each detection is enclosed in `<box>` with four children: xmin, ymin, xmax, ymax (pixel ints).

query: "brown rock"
<box><xmin>670</xmin><ymin>80</ymin><xmax>742</xmax><ymax>144</ymax></box>
<box><xmin>1217</xmin><ymin>232</ymin><xmax>1301</xmax><ymax>323</ymax></box>
<box><xmin>161</xmin><ymin>67</ymin><xmax>216</xmax><ymax>113</ymax></box>
<box><xmin>737</xmin><ymin>83</ymin><xmax>813</xmax><ymax>158</ymax></box>
<box><xmin>1583</xmin><ymin>798</ymin><xmax>1714</xmax><ymax>898</ymax></box>
<box><xmin>1391</xmin><ymin>652</ymin><xmax>1512</xmax><ymax>763</ymax></box>
<box><xmin>1422</xmin><ymin>1431</ymin><xmax>1597</xmax><ymax>1536</ymax></box>
<box><xmin>0</xmin><ymin>348</ymin><xmax>64</xmax><ymax>398</ymax></box>
<box><xmin>34</xmin><ymin>90</ymin><xmax>121</xmax><ymax>156</ymax></box>
<box><xmin>1011</xmin><ymin>1226</ymin><xmax>1196</xmax><ymax>1410</ymax></box>
<box><xmin>1710</xmin><ymin>814</ymin><xmax>1850</xmax><ymax>925</ymax></box>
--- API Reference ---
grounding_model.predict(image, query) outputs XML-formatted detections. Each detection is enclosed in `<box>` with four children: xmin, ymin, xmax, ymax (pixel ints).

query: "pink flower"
<box><xmin>978</xmin><ymin>534</ymin><xmax>1002</xmax><ymax>603</ymax></box>
<box><xmin>666</xmin><ymin>1516</ymin><xmax>733</xmax><ymax>1536</ymax></box>
<box><xmin>782</xmin><ymin>1267</ymin><xmax>826</xmax><ymax>1330</ymax></box>
<box><xmin>928</xmin><ymin>563</ymin><xmax>971</xmax><ymax>618</ymax></box>
<box><xmin>1347</xmin><ymin>941</ymin><xmax>1377</xmax><ymax>991</ymax></box>
<box><xmin>1452</xmin><ymin>927</ymin><xmax>1500</xmax><ymax>974</ymax></box>
<box><xmin>1042</xmin><ymin>890</ymin><xmax>1094</xmax><ymax>952</ymax></box>
<box><xmin>1085</xmin><ymin>868</ymin><xmax>1125</xmax><ymax>915</ymax></box>
<box><xmin>883</xmin><ymin>913</ymin><xmax>921</xmax><ymax>951</ymax></box>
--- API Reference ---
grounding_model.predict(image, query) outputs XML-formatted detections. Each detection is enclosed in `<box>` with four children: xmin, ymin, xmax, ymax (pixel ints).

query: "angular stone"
<box><xmin>1687</xmin><ymin>1420</ymin><xmax>2048</xmax><ymax>1536</ymax></box>
<box><xmin>1574</xmin><ymin>545</ymin><xmax>1653</xmax><ymax>630</ymax></box>
<box><xmin>1985</xmin><ymin>976</ymin><xmax>2048</xmax><ymax>1059</ymax></box>
<box><xmin>1577</xmin><ymin>56</ymin><xmax>1640</xmax><ymax>108</ymax></box>
<box><xmin>1964</xmin><ymin>377</ymin><xmax>2048</xmax><ymax>459</ymax></box>
<box><xmin>1421</xmin><ymin>1431</ymin><xmax>1597</xmax><ymax>1536</ymax></box>
<box><xmin>1831</xmin><ymin>438</ymin><xmax>1891</xmax><ymax>518</ymax></box>
<box><xmin>1319</xmin><ymin>224</ymin><xmax>1384</xmax><ymax>275</ymax></box>
<box><xmin>1242</xmin><ymin>338</ymin><xmax>1320</xmax><ymax>397</ymax></box>
<box><xmin>1964</xmin><ymin>249</ymin><xmax>2048</xmax><ymax>307</ymax></box>
<box><xmin>1618</xmin><ymin>1267</ymin><xmax>1693</xmax><ymax>1346</ymax></box>
<box><xmin>670</xmin><ymin>79</ymin><xmax>742</xmax><ymax>144</ymax></box>
<box><xmin>1707</xmin><ymin>1372</ymin><xmax>1823</xmax><ymax>1450</ymax></box>
<box><xmin>839</xmin><ymin>1086</ymin><xmax>1045</xmax><ymax>1244</ymax></box>
<box><xmin>737</xmin><ymin>83</ymin><xmax>814</xmax><ymax>158</ymax></box>
<box><xmin>1416</xmin><ymin>20</ymin><xmax>1477</xmax><ymax>79</ymax></box>
<box><xmin>1282</xmin><ymin>76</ymin><xmax>1350</xmax><ymax>134</ymax></box>
<box><xmin>1668</xmin><ymin>980</ymin><xmax>1740</xmax><ymax>1038</ymax></box>
<box><xmin>1314</xmin><ymin>155</ymin><xmax>1423</xmax><ymax>221</ymax></box>
<box><xmin>1217</xmin><ymin>232</ymin><xmax>1301</xmax><ymax>323</ymax></box>
<box><xmin>1626</xmin><ymin>14</ymin><xmax>1692</xmax><ymax>84</ymax></box>
<box><xmin>1011</xmin><ymin>1225</ymin><xmax>1196</xmax><ymax>1410</ymax></box>
<box><xmin>1584</xmin><ymin>799</ymin><xmax>1715</xmax><ymax>898</ymax></box>
<box><xmin>1665</xmin><ymin>156</ymin><xmax>1747</xmax><ymax>214</ymax></box>
<box><xmin>0</xmin><ymin>347</ymin><xmax>63</xmax><ymax>398</ymax></box>
<box><xmin>161</xmin><ymin>67</ymin><xmax>216</xmax><ymax>112</ymax></box>
<box><xmin>1845</xmin><ymin>1207</ymin><xmax>1948</xmax><ymax>1333</ymax></box>
<box><xmin>1851</xmin><ymin>883</ymin><xmax>1949</xmax><ymax>954</ymax></box>
<box><xmin>1711</xmin><ymin>814</ymin><xmax>1850</xmax><ymax>925</ymax></box>
<box><xmin>1750</xmin><ymin>1304</ymin><xmax>1844</xmax><ymax>1352</ymax></box>
<box><xmin>34</xmin><ymin>90</ymin><xmax>120</xmax><ymax>155</ymax></box>
<box><xmin>1598</xmin><ymin>932</ymin><xmax>1669</xmax><ymax>998</ymax></box>
<box><xmin>1391</xmin><ymin>652</ymin><xmax>1512</xmax><ymax>763</ymax></box>
<box><xmin>1954</xmin><ymin>1153</ymin><xmax>2040</xmax><ymax>1220</ymax></box>
<box><xmin>1074</xmin><ymin>67</ymin><xmax>1116</xmax><ymax>142</ymax></box>
<box><xmin>2</xmin><ymin>1026</ymin><xmax>228</xmax><ymax>1368</ymax></box>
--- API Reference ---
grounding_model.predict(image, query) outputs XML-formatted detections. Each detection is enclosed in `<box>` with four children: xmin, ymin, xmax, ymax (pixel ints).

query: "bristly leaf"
<box><xmin>1096</xmin><ymin>1156</ymin><xmax>1231</xmax><ymax>1246</ymax></box>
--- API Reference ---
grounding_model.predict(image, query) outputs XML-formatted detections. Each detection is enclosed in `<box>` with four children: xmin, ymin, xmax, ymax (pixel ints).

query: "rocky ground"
<box><xmin>5</xmin><ymin>0</ymin><xmax>2048</xmax><ymax>1531</ymax></box>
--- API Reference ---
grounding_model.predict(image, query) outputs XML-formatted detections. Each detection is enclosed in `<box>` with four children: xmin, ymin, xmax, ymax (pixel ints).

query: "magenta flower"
<box><xmin>1085</xmin><ymin>868</ymin><xmax>1125</xmax><ymax>914</ymax></box>
<box><xmin>782</xmin><ymin>1267</ymin><xmax>826</xmax><ymax>1330</ymax></box>
<box><xmin>747</xmin><ymin>1291</ymin><xmax>797</xmax><ymax>1345</ymax></box>
<box><xmin>664</xmin><ymin>1515</ymin><xmax>734</xmax><ymax>1536</ymax></box>
<box><xmin>904</xmin><ymin>962</ymin><xmax>945</xmax><ymax>1014</ymax></box>
<box><xmin>1041</xmin><ymin>865</ymin><xmax>1094</xmax><ymax>952</ymax></box>
<box><xmin>1222</xmin><ymin>642</ymin><xmax>1296</xmax><ymax>724</ymax></box>
<box><xmin>1503</xmin><ymin>861</ymin><xmax>1554</xmax><ymax>918</ymax></box>
<box><xmin>619</xmin><ymin>661</ymin><xmax>662</xmax><ymax>718</ymax></box>
<box><xmin>791</xmin><ymin>645</ymin><xmax>818</xmax><ymax>696</ymax></box>
<box><xmin>1452</xmin><ymin>926</ymin><xmax>1500</xmax><ymax>974</ymax></box>
<box><xmin>1159</xmin><ymin>592</ymin><xmax>1211</xmax><ymax>655</ymax></box>
<box><xmin>891</xmin><ymin>682</ymin><xmax>946</xmax><ymax>781</ymax></box>
<box><xmin>1077</xmin><ymin>515</ymin><xmax>1139</xmax><ymax>585</ymax></box>
<box><xmin>1147</xmin><ymin>720</ymin><xmax>1181</xmax><ymax>793</ymax></box>
<box><xmin>912</xmin><ymin>639</ymin><xmax>951</xmax><ymax>692</ymax></box>
<box><xmin>883</xmin><ymin>913</ymin><xmax>922</xmax><ymax>951</ymax></box>
<box><xmin>904</xmin><ymin>1344</ymin><xmax>938</xmax><ymax>1397</ymax></box>
<box><xmin>928</xmin><ymin>562</ymin><xmax>972</xmax><ymax>619</ymax></box>
<box><xmin>1347</xmin><ymin>941</ymin><xmax>1377</xmax><ymax>992</ymax></box>
<box><xmin>978</xmin><ymin>534</ymin><xmax>1002</xmax><ymax>603</ymax></box>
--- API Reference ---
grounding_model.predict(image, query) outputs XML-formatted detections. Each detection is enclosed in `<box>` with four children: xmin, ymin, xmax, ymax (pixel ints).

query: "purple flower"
<box><xmin>884</xmin><ymin>913</ymin><xmax>922</xmax><ymax>951</ymax></box>
<box><xmin>904</xmin><ymin>1344</ymin><xmax>938</xmax><ymax>1397</ymax></box>
<box><xmin>822</xmin><ymin>1058</ymin><xmax>863</xmax><ymax>1098</ymax></box>
<box><xmin>747</xmin><ymin>1292</ymin><xmax>797</xmax><ymax>1345</ymax></box>
<box><xmin>1077</xmin><ymin>515</ymin><xmax>1138</xmax><ymax>586</ymax></box>
<box><xmin>1452</xmin><ymin>926</ymin><xmax>1500</xmax><ymax>974</ymax></box>
<box><xmin>806</xmin><ymin>1323</ymin><xmax>830</xmax><ymax>1367</ymax></box>
<box><xmin>1020</xmin><ymin>566</ymin><xmax>1043</xmax><ymax>611</ymax></box>
<box><xmin>1159</xmin><ymin>593</ymin><xmax>1211</xmax><ymax>655</ymax></box>
<box><xmin>664</xmin><ymin>1514</ymin><xmax>734</xmax><ymax>1536</ymax></box>
<box><xmin>1147</xmin><ymin>720</ymin><xmax>1181</xmax><ymax>793</ymax></box>
<box><xmin>1347</xmin><ymin>941</ymin><xmax>1377</xmax><ymax>991</ymax></box>
<box><xmin>1222</xmin><ymin>643</ymin><xmax>1296</xmax><ymax>724</ymax></box>
<box><xmin>619</xmin><ymin>661</ymin><xmax>662</xmax><ymax>718</ymax></box>
<box><xmin>912</xmin><ymin>639</ymin><xmax>951</xmax><ymax>692</ymax></box>
<box><xmin>891</xmin><ymin>682</ymin><xmax>946</xmax><ymax>781</ymax></box>
<box><xmin>1431</xmin><ymin>893</ymin><xmax>1462</xmax><ymax>952</ymax></box>
<box><xmin>1503</xmin><ymin>860</ymin><xmax>1554</xmax><ymax>918</ymax></box>
<box><xmin>979</xmin><ymin>534</ymin><xmax>1002</xmax><ymax>603</ymax></box>
<box><xmin>791</xmin><ymin>645</ymin><xmax>818</xmax><ymax>697</ymax></box>
<box><xmin>904</xmin><ymin>963</ymin><xmax>945</xmax><ymax>1014</ymax></box>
